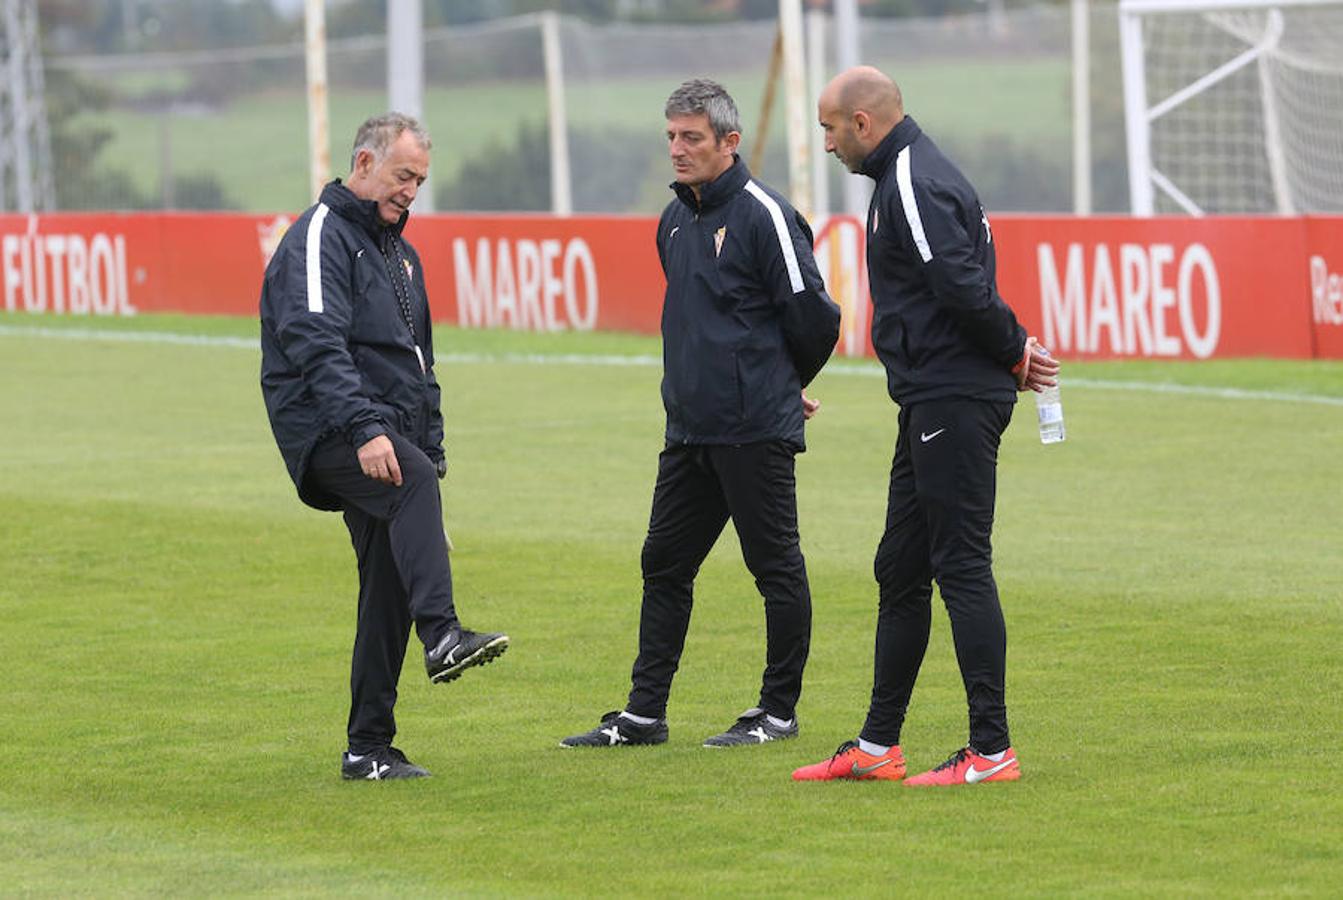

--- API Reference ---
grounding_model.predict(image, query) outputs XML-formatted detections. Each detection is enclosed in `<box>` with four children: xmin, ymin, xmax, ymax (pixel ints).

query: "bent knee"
<box><xmin>396</xmin><ymin>447</ymin><xmax>437</xmax><ymax>487</ymax></box>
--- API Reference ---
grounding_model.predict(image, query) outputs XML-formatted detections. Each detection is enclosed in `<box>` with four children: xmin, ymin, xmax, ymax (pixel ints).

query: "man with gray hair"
<box><xmin>562</xmin><ymin>79</ymin><xmax>840</xmax><ymax>750</ymax></box>
<box><xmin>261</xmin><ymin>112</ymin><xmax>508</xmax><ymax>781</ymax></box>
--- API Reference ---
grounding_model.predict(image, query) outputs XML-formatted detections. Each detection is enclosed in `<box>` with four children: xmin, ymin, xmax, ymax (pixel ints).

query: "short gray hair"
<box><xmin>664</xmin><ymin>79</ymin><xmax>741</xmax><ymax>141</ymax></box>
<box><xmin>350</xmin><ymin>112</ymin><xmax>432</xmax><ymax>170</ymax></box>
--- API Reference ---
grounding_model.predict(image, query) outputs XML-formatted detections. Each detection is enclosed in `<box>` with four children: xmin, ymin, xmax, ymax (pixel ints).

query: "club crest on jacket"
<box><xmin>714</xmin><ymin>226</ymin><xmax>727</xmax><ymax>258</ymax></box>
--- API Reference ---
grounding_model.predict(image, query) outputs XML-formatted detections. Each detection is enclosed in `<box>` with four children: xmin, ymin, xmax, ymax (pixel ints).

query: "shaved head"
<box><xmin>817</xmin><ymin>66</ymin><xmax>906</xmax><ymax>173</ymax></box>
<box><xmin>824</xmin><ymin>66</ymin><xmax>904</xmax><ymax>128</ymax></box>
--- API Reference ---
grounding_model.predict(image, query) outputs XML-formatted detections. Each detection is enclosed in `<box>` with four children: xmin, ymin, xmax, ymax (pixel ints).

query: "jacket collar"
<box><xmin>318</xmin><ymin>179</ymin><xmax>408</xmax><ymax>240</ymax></box>
<box><xmin>859</xmin><ymin>115</ymin><xmax>922</xmax><ymax>181</ymax></box>
<box><xmin>671</xmin><ymin>155</ymin><xmax>751</xmax><ymax>213</ymax></box>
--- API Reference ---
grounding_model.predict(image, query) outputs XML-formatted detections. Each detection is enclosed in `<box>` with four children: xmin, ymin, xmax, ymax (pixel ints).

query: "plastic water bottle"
<box><xmin>1034</xmin><ymin>349</ymin><xmax>1065</xmax><ymax>444</ymax></box>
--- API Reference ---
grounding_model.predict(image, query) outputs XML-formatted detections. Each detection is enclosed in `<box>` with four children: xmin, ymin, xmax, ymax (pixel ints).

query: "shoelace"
<box><xmin>831</xmin><ymin>740</ymin><xmax>861</xmax><ymax>761</ymax></box>
<box><xmin>929</xmin><ymin>747</ymin><xmax>971</xmax><ymax>772</ymax></box>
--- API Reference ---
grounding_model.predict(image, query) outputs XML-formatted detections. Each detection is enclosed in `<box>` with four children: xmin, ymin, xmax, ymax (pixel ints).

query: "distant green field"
<box><xmin>76</xmin><ymin>56</ymin><xmax>1069</xmax><ymax>214</ymax></box>
<box><xmin>4</xmin><ymin>312</ymin><xmax>1338</xmax><ymax>895</ymax></box>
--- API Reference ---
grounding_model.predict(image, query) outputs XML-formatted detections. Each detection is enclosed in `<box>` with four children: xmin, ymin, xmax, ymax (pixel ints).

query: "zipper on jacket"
<box><xmin>379</xmin><ymin>231</ymin><xmax>427</xmax><ymax>379</ymax></box>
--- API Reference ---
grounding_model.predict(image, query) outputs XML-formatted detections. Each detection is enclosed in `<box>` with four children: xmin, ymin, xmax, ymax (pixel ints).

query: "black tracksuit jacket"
<box><xmin>656</xmin><ymin>158</ymin><xmax>840</xmax><ymax>450</ymax></box>
<box><xmin>860</xmin><ymin>117</ymin><xmax>1026</xmax><ymax>405</ymax></box>
<box><xmin>260</xmin><ymin>180</ymin><xmax>444</xmax><ymax>511</ymax></box>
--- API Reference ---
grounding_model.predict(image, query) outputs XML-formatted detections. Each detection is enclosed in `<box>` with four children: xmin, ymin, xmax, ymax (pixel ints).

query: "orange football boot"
<box><xmin>904</xmin><ymin>746</ymin><xmax>1020</xmax><ymax>787</ymax></box>
<box><xmin>791</xmin><ymin>740</ymin><xmax>906</xmax><ymax>781</ymax></box>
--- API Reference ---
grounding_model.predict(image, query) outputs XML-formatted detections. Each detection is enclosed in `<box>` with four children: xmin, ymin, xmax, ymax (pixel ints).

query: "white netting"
<box><xmin>1137</xmin><ymin>2</ymin><xmax>1343</xmax><ymax>213</ymax></box>
<box><xmin>37</xmin><ymin>6</ymin><xmax>1121</xmax><ymax>214</ymax></box>
<box><xmin>480</xmin><ymin>8</ymin><xmax>1094</xmax><ymax>214</ymax></box>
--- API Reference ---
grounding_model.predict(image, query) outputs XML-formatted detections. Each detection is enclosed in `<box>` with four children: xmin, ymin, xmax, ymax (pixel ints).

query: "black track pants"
<box><xmin>306</xmin><ymin>431</ymin><xmax>459</xmax><ymax>753</ymax></box>
<box><xmin>860</xmin><ymin>398</ymin><xmax>1014</xmax><ymax>754</ymax></box>
<box><xmin>627</xmin><ymin>441</ymin><xmax>812</xmax><ymax>721</ymax></box>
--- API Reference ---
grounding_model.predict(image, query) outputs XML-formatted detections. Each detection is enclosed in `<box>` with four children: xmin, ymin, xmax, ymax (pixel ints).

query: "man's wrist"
<box><xmin>1010</xmin><ymin>339</ymin><xmax>1030</xmax><ymax>375</ymax></box>
<box><xmin>349</xmin><ymin>422</ymin><xmax>386</xmax><ymax>449</ymax></box>
<box><xmin>1011</xmin><ymin>337</ymin><xmax>1038</xmax><ymax>389</ymax></box>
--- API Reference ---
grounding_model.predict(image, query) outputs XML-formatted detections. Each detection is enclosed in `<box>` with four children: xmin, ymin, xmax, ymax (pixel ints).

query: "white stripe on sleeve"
<box><xmin>305</xmin><ymin>203</ymin><xmax>330</xmax><ymax>313</ymax></box>
<box><xmin>895</xmin><ymin>147</ymin><xmax>932</xmax><ymax>263</ymax></box>
<box><xmin>744</xmin><ymin>180</ymin><xmax>804</xmax><ymax>293</ymax></box>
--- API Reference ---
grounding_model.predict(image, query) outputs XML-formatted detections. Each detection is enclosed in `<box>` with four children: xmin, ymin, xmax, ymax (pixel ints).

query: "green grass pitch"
<box><xmin>2</xmin><ymin>311</ymin><xmax>1341</xmax><ymax>895</ymax></box>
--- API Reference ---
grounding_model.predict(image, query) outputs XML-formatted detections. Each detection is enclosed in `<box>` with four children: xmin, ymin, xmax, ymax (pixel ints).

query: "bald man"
<box><xmin>792</xmin><ymin>67</ymin><xmax>1058</xmax><ymax>787</ymax></box>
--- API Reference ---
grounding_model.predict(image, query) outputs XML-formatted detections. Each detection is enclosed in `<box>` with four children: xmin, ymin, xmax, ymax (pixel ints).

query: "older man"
<box><xmin>793</xmin><ymin>68</ymin><xmax>1057</xmax><ymax>786</ymax></box>
<box><xmin>261</xmin><ymin>113</ymin><xmax>508</xmax><ymax>781</ymax></box>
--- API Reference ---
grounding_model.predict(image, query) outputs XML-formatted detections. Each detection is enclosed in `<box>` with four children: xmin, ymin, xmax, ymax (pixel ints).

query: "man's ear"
<box><xmin>352</xmin><ymin>147</ymin><xmax>375</xmax><ymax>178</ymax></box>
<box><xmin>721</xmin><ymin>130</ymin><xmax>742</xmax><ymax>155</ymax></box>
<box><xmin>853</xmin><ymin>110</ymin><xmax>872</xmax><ymax>139</ymax></box>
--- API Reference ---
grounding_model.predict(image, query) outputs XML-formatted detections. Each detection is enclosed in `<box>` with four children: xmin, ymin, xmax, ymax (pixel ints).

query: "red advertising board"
<box><xmin>0</xmin><ymin>211</ymin><xmax>667</xmax><ymax>332</ymax></box>
<box><xmin>0</xmin><ymin>212</ymin><xmax>156</xmax><ymax>317</ymax></box>
<box><xmin>403</xmin><ymin>214</ymin><xmax>661</xmax><ymax>334</ymax></box>
<box><xmin>1305</xmin><ymin>216</ymin><xmax>1343</xmax><ymax>360</ymax></box>
<box><xmin>1</xmin><ymin>209</ymin><xmax>1339</xmax><ymax>361</ymax></box>
<box><xmin>993</xmin><ymin>215</ymin><xmax>1315</xmax><ymax>360</ymax></box>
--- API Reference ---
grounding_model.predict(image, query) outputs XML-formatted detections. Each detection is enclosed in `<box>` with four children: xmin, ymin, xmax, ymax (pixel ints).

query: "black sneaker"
<box><xmin>341</xmin><ymin>746</ymin><xmax>431</xmax><ymax>780</ymax></box>
<box><xmin>425</xmin><ymin>627</ymin><xmax>509</xmax><ymax>684</ymax></box>
<box><xmin>559</xmin><ymin>710</ymin><xmax>668</xmax><ymax>748</ymax></box>
<box><xmin>702</xmin><ymin>708</ymin><xmax>798</xmax><ymax>747</ymax></box>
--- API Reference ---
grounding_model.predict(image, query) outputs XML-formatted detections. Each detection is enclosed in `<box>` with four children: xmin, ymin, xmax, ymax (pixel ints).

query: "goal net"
<box><xmin>1120</xmin><ymin>0</ymin><xmax>1343</xmax><ymax>214</ymax></box>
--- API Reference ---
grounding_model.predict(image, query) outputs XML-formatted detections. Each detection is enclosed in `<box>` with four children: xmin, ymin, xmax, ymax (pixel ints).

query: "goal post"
<box><xmin>1119</xmin><ymin>0</ymin><xmax>1343</xmax><ymax>215</ymax></box>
